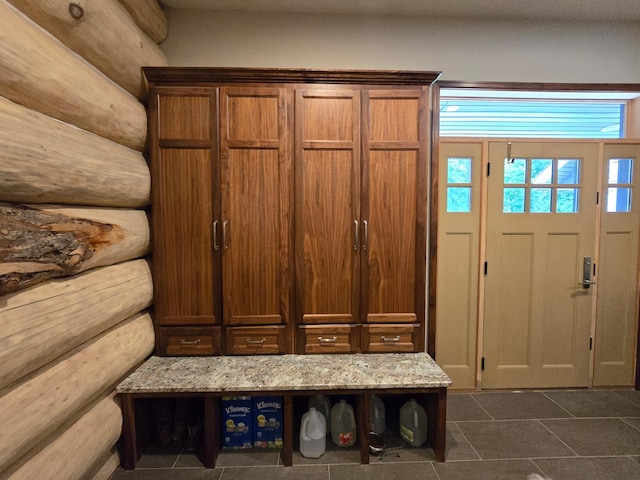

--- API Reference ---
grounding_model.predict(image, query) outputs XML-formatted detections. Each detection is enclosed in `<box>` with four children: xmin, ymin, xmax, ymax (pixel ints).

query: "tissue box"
<box><xmin>222</xmin><ymin>396</ymin><xmax>252</xmax><ymax>449</ymax></box>
<box><xmin>252</xmin><ymin>396</ymin><xmax>283</xmax><ymax>448</ymax></box>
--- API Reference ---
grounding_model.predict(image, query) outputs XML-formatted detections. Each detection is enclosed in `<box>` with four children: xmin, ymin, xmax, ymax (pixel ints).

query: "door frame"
<box><xmin>429</xmin><ymin>80</ymin><xmax>640</xmax><ymax>389</ymax></box>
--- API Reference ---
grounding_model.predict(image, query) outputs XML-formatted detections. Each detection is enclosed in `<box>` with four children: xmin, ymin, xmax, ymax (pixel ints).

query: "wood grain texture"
<box><xmin>0</xmin><ymin>2</ymin><xmax>147</xmax><ymax>150</ymax></box>
<box><xmin>0</xmin><ymin>259</ymin><xmax>153</xmax><ymax>390</ymax></box>
<box><xmin>0</xmin><ymin>203</ymin><xmax>150</xmax><ymax>294</ymax></box>
<box><xmin>3</xmin><ymin>392</ymin><xmax>122</xmax><ymax>479</ymax></box>
<box><xmin>119</xmin><ymin>0</ymin><xmax>168</xmax><ymax>44</ymax></box>
<box><xmin>7</xmin><ymin>0</ymin><xmax>168</xmax><ymax>101</ymax></box>
<box><xmin>0</xmin><ymin>96</ymin><xmax>150</xmax><ymax>208</ymax></box>
<box><xmin>0</xmin><ymin>312</ymin><xmax>154</xmax><ymax>472</ymax></box>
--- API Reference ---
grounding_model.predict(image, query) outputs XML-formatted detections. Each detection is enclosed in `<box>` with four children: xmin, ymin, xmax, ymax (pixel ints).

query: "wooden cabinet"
<box><xmin>145</xmin><ymin>68</ymin><xmax>437</xmax><ymax>357</ymax></box>
<box><xmin>295</xmin><ymin>87</ymin><xmax>428</xmax><ymax>353</ymax></box>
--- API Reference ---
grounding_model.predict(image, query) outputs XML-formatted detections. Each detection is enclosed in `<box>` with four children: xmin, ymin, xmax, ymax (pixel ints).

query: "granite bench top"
<box><xmin>116</xmin><ymin>353</ymin><xmax>452</xmax><ymax>394</ymax></box>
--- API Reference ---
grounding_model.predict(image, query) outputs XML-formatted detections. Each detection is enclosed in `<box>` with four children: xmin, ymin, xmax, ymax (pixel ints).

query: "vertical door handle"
<box><xmin>222</xmin><ymin>221</ymin><xmax>229</xmax><ymax>251</ymax></box>
<box><xmin>363</xmin><ymin>220</ymin><xmax>369</xmax><ymax>251</ymax></box>
<box><xmin>580</xmin><ymin>256</ymin><xmax>595</xmax><ymax>288</ymax></box>
<box><xmin>213</xmin><ymin>220</ymin><xmax>219</xmax><ymax>251</ymax></box>
<box><xmin>354</xmin><ymin>220</ymin><xmax>359</xmax><ymax>250</ymax></box>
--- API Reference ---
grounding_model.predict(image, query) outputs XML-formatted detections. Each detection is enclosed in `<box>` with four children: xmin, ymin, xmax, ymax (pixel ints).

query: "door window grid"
<box><xmin>446</xmin><ymin>157</ymin><xmax>472</xmax><ymax>213</ymax></box>
<box><xmin>606</xmin><ymin>158</ymin><xmax>633</xmax><ymax>213</ymax></box>
<box><xmin>503</xmin><ymin>157</ymin><xmax>581</xmax><ymax>213</ymax></box>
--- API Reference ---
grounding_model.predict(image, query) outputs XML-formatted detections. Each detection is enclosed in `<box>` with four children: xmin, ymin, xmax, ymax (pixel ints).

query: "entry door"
<box><xmin>483</xmin><ymin>142</ymin><xmax>598</xmax><ymax>389</ymax></box>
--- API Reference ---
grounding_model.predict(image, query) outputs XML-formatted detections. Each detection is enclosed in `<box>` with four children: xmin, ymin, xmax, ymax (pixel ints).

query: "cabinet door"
<box><xmin>295</xmin><ymin>88</ymin><xmax>361</xmax><ymax>325</ymax></box>
<box><xmin>361</xmin><ymin>89</ymin><xmax>428</xmax><ymax>344</ymax></box>
<box><xmin>151</xmin><ymin>88</ymin><xmax>219</xmax><ymax>327</ymax></box>
<box><xmin>219</xmin><ymin>87</ymin><xmax>292</xmax><ymax>335</ymax></box>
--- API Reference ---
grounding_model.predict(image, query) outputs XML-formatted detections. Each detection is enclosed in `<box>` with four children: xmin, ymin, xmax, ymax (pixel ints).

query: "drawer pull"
<box><xmin>179</xmin><ymin>338</ymin><xmax>201</xmax><ymax>345</ymax></box>
<box><xmin>381</xmin><ymin>335</ymin><xmax>401</xmax><ymax>343</ymax></box>
<box><xmin>246</xmin><ymin>338</ymin><xmax>266</xmax><ymax>345</ymax></box>
<box><xmin>318</xmin><ymin>336</ymin><xmax>337</xmax><ymax>344</ymax></box>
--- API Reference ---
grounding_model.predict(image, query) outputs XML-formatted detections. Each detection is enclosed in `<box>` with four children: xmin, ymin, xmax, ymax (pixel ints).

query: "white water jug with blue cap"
<box><xmin>299</xmin><ymin>407</ymin><xmax>326</xmax><ymax>458</ymax></box>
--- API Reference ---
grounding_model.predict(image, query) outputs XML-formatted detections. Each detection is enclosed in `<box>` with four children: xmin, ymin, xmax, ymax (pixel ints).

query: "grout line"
<box><xmin>450</xmin><ymin>421</ymin><xmax>483</xmax><ymax>460</ymax></box>
<box><xmin>468</xmin><ymin>393</ymin><xmax>496</xmax><ymax>420</ymax></box>
<box><xmin>540</xmin><ymin>392</ymin><xmax>576</xmax><ymax>418</ymax></box>
<box><xmin>536</xmin><ymin>419</ymin><xmax>581</xmax><ymax>458</ymax></box>
<box><xmin>429</xmin><ymin>461</ymin><xmax>442</xmax><ymax>480</ymax></box>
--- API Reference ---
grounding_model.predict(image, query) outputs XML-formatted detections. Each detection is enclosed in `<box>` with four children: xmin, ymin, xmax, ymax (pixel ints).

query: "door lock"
<box><xmin>580</xmin><ymin>257</ymin><xmax>596</xmax><ymax>288</ymax></box>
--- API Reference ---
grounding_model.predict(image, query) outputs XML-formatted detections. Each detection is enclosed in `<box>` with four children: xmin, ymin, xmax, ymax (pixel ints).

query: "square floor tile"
<box><xmin>330</xmin><ymin>462</ymin><xmax>438</xmax><ymax>480</ymax></box>
<box><xmin>433</xmin><ymin>459</ymin><xmax>542</xmax><ymax>480</ymax></box>
<box><xmin>542</xmin><ymin>418</ymin><xmax>640</xmax><ymax>456</ymax></box>
<box><xmin>111</xmin><ymin>469</ymin><xmax>221</xmax><ymax>480</ymax></box>
<box><xmin>624</xmin><ymin>417</ymin><xmax>640</xmax><ymax>431</ymax></box>
<box><xmin>444</xmin><ymin>423</ymin><xmax>480</xmax><ymax>461</ymax></box>
<box><xmin>472</xmin><ymin>391</ymin><xmax>572</xmax><ymax>420</ymax></box>
<box><xmin>134</xmin><ymin>444</ymin><xmax>182</xmax><ymax>469</ymax></box>
<box><xmin>533</xmin><ymin>456</ymin><xmax>640</xmax><ymax>480</ymax></box>
<box><xmin>214</xmin><ymin>449</ymin><xmax>281</xmax><ymax>467</ymax></box>
<box><xmin>447</xmin><ymin>394</ymin><xmax>492</xmax><ymax>421</ymax></box>
<box><xmin>293</xmin><ymin>444</ymin><xmax>361</xmax><ymax>465</ymax></box>
<box><xmin>220</xmin><ymin>465</ymin><xmax>328</xmax><ymax>480</ymax></box>
<box><xmin>616</xmin><ymin>390</ymin><xmax>640</xmax><ymax>407</ymax></box>
<box><xmin>544</xmin><ymin>390</ymin><xmax>640</xmax><ymax>417</ymax></box>
<box><xmin>457</xmin><ymin>420</ymin><xmax>575</xmax><ymax>459</ymax></box>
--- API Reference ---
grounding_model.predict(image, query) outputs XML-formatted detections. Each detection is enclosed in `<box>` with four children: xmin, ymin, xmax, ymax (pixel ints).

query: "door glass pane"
<box><xmin>447</xmin><ymin>157</ymin><xmax>472</xmax><ymax>183</ymax></box>
<box><xmin>447</xmin><ymin>187</ymin><xmax>471</xmax><ymax>212</ymax></box>
<box><xmin>608</xmin><ymin>158</ymin><xmax>633</xmax><ymax>184</ymax></box>
<box><xmin>607</xmin><ymin>187</ymin><xmax>632</xmax><ymax>212</ymax></box>
<box><xmin>531</xmin><ymin>159</ymin><xmax>553</xmax><ymax>184</ymax></box>
<box><xmin>557</xmin><ymin>188</ymin><xmax>580</xmax><ymax>213</ymax></box>
<box><xmin>558</xmin><ymin>159</ymin><xmax>580</xmax><ymax>184</ymax></box>
<box><xmin>504</xmin><ymin>187</ymin><xmax>525</xmax><ymax>212</ymax></box>
<box><xmin>504</xmin><ymin>158</ymin><xmax>526</xmax><ymax>184</ymax></box>
<box><xmin>530</xmin><ymin>188</ymin><xmax>552</xmax><ymax>213</ymax></box>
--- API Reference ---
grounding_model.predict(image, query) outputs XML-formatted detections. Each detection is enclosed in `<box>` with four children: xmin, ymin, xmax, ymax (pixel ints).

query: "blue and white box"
<box><xmin>222</xmin><ymin>396</ymin><xmax>252</xmax><ymax>449</ymax></box>
<box><xmin>252</xmin><ymin>396</ymin><xmax>283</xmax><ymax>448</ymax></box>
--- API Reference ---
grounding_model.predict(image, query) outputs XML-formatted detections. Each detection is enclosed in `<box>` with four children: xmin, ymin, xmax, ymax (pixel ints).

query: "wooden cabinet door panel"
<box><xmin>153</xmin><ymin>147</ymin><xmax>217</xmax><ymax>326</ymax></box>
<box><xmin>362</xmin><ymin>90</ymin><xmax>427</xmax><ymax>340</ymax></box>
<box><xmin>296</xmin><ymin>89</ymin><xmax>360</xmax><ymax>324</ymax></box>
<box><xmin>220</xmin><ymin>88</ymin><xmax>292</xmax><ymax>330</ymax></box>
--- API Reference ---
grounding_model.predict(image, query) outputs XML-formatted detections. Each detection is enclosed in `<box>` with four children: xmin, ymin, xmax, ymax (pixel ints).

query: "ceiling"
<box><xmin>159</xmin><ymin>0</ymin><xmax>640</xmax><ymax>21</ymax></box>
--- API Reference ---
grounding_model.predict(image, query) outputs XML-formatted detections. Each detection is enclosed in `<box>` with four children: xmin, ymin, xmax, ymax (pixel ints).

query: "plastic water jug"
<box><xmin>399</xmin><ymin>399</ymin><xmax>427</xmax><ymax>447</ymax></box>
<box><xmin>299</xmin><ymin>408</ymin><xmax>326</xmax><ymax>458</ymax></box>
<box><xmin>331</xmin><ymin>399</ymin><xmax>357</xmax><ymax>447</ymax></box>
<box><xmin>308</xmin><ymin>394</ymin><xmax>331</xmax><ymax>434</ymax></box>
<box><xmin>368</xmin><ymin>394</ymin><xmax>386</xmax><ymax>434</ymax></box>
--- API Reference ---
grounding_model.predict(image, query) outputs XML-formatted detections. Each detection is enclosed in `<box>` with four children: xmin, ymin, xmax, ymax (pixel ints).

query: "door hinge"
<box><xmin>481</xmin><ymin>357</ymin><xmax>485</xmax><ymax>370</ymax></box>
<box><xmin>590</xmin><ymin>338</ymin><xmax>593</xmax><ymax>350</ymax></box>
<box><xmin>596</xmin><ymin>191</ymin><xmax>599</xmax><ymax>205</ymax></box>
<box><xmin>487</xmin><ymin>162</ymin><xmax>491</xmax><ymax>176</ymax></box>
<box><xmin>484</xmin><ymin>261</ymin><xmax>488</xmax><ymax>275</ymax></box>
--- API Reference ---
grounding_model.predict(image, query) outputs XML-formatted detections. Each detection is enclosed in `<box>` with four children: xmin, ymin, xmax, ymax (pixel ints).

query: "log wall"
<box><xmin>0</xmin><ymin>0</ymin><xmax>168</xmax><ymax>477</ymax></box>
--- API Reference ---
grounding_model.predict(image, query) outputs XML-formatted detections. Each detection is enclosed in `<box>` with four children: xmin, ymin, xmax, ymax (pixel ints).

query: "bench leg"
<box><xmin>282</xmin><ymin>394</ymin><xmax>294</xmax><ymax>466</ymax></box>
<box><xmin>120</xmin><ymin>394</ymin><xmax>138</xmax><ymax>470</ymax></box>
<box><xmin>357</xmin><ymin>394</ymin><xmax>369</xmax><ymax>464</ymax></box>
<box><xmin>425</xmin><ymin>388</ymin><xmax>447</xmax><ymax>462</ymax></box>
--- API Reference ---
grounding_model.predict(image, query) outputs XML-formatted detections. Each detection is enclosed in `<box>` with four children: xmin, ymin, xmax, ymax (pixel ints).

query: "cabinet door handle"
<box><xmin>213</xmin><ymin>220</ymin><xmax>219</xmax><ymax>251</ymax></box>
<box><xmin>353</xmin><ymin>219</ymin><xmax>359</xmax><ymax>250</ymax></box>
<box><xmin>363</xmin><ymin>220</ymin><xmax>369</xmax><ymax>251</ymax></box>
<box><xmin>246</xmin><ymin>338</ymin><xmax>266</xmax><ymax>345</ymax></box>
<box><xmin>223</xmin><ymin>221</ymin><xmax>229</xmax><ymax>250</ymax></box>
<box><xmin>180</xmin><ymin>338</ymin><xmax>201</xmax><ymax>345</ymax></box>
<box><xmin>381</xmin><ymin>335</ymin><xmax>401</xmax><ymax>343</ymax></box>
<box><xmin>318</xmin><ymin>336</ymin><xmax>337</xmax><ymax>344</ymax></box>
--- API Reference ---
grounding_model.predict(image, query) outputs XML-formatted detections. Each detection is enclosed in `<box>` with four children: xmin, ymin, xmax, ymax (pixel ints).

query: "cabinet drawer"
<box><xmin>225</xmin><ymin>326</ymin><xmax>287</xmax><ymax>355</ymax></box>
<box><xmin>158</xmin><ymin>326</ymin><xmax>221</xmax><ymax>356</ymax></box>
<box><xmin>363</xmin><ymin>324</ymin><xmax>418</xmax><ymax>353</ymax></box>
<box><xmin>300</xmin><ymin>325</ymin><xmax>358</xmax><ymax>354</ymax></box>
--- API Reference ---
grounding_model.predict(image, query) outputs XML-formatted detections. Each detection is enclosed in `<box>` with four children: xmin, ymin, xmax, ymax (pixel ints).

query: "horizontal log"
<box><xmin>0</xmin><ymin>2</ymin><xmax>147</xmax><ymax>151</ymax></box>
<box><xmin>0</xmin><ymin>259</ymin><xmax>153</xmax><ymax>391</ymax></box>
<box><xmin>7</xmin><ymin>0</ymin><xmax>168</xmax><ymax>100</ymax></box>
<box><xmin>0</xmin><ymin>96</ymin><xmax>150</xmax><ymax>208</ymax></box>
<box><xmin>86</xmin><ymin>447</ymin><xmax>121</xmax><ymax>480</ymax></box>
<box><xmin>0</xmin><ymin>312</ymin><xmax>154</xmax><ymax>472</ymax></box>
<box><xmin>0</xmin><ymin>203</ymin><xmax>150</xmax><ymax>294</ymax></box>
<box><xmin>119</xmin><ymin>0</ymin><xmax>168</xmax><ymax>44</ymax></box>
<box><xmin>4</xmin><ymin>392</ymin><xmax>122</xmax><ymax>480</ymax></box>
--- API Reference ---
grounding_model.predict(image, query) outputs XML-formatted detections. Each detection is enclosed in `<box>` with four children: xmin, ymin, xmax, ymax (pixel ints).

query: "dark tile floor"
<box><xmin>111</xmin><ymin>390</ymin><xmax>640</xmax><ymax>480</ymax></box>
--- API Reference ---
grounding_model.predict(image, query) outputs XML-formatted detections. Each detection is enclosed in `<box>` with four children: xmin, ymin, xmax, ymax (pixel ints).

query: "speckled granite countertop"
<box><xmin>117</xmin><ymin>353</ymin><xmax>452</xmax><ymax>394</ymax></box>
